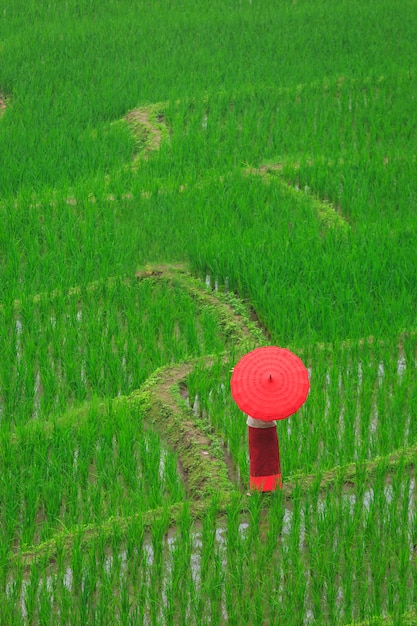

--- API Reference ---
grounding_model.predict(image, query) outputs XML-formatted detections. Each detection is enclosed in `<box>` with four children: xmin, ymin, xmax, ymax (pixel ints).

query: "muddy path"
<box><xmin>132</xmin><ymin>263</ymin><xmax>263</xmax><ymax>499</ymax></box>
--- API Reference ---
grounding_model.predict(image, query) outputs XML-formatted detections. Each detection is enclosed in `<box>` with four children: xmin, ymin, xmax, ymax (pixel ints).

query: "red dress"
<box><xmin>247</xmin><ymin>416</ymin><xmax>282</xmax><ymax>491</ymax></box>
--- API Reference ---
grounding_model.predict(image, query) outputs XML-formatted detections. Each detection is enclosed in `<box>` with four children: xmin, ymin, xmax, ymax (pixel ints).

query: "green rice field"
<box><xmin>1</xmin><ymin>0</ymin><xmax>417</xmax><ymax>623</ymax></box>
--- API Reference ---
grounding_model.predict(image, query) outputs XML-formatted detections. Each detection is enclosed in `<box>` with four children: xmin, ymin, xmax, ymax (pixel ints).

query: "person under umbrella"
<box><xmin>246</xmin><ymin>413</ymin><xmax>282</xmax><ymax>491</ymax></box>
<box><xmin>231</xmin><ymin>346</ymin><xmax>310</xmax><ymax>492</ymax></box>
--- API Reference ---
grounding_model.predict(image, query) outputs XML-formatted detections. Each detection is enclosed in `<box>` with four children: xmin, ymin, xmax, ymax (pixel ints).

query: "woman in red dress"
<box><xmin>247</xmin><ymin>415</ymin><xmax>282</xmax><ymax>491</ymax></box>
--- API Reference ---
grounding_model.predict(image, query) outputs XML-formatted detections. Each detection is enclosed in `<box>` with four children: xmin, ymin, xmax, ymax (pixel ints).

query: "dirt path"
<box><xmin>125</xmin><ymin>102</ymin><xmax>169</xmax><ymax>162</ymax></box>
<box><xmin>244</xmin><ymin>160</ymin><xmax>350</xmax><ymax>234</ymax></box>
<box><xmin>0</xmin><ymin>95</ymin><xmax>6</xmax><ymax>118</ymax></box>
<box><xmin>132</xmin><ymin>264</ymin><xmax>263</xmax><ymax>498</ymax></box>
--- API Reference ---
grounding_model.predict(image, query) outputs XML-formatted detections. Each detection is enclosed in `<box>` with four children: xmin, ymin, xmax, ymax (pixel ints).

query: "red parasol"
<box><xmin>230</xmin><ymin>346</ymin><xmax>310</xmax><ymax>421</ymax></box>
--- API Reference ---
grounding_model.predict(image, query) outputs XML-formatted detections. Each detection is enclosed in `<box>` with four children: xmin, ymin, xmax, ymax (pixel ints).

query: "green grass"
<box><xmin>1</xmin><ymin>0</ymin><xmax>417</xmax><ymax>622</ymax></box>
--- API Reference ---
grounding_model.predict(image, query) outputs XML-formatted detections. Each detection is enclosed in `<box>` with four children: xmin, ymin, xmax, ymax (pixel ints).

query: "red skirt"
<box><xmin>248</xmin><ymin>425</ymin><xmax>282</xmax><ymax>491</ymax></box>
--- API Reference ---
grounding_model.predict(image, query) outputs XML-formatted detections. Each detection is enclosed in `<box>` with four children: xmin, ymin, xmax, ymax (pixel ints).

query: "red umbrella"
<box><xmin>230</xmin><ymin>346</ymin><xmax>310</xmax><ymax>421</ymax></box>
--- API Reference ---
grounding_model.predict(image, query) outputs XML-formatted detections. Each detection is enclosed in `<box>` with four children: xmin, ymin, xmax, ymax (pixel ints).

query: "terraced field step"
<box><xmin>5</xmin><ymin>264</ymin><xmax>417</xmax><ymax>572</ymax></box>
<box><xmin>13</xmin><ymin>432</ymin><xmax>417</xmax><ymax>569</ymax></box>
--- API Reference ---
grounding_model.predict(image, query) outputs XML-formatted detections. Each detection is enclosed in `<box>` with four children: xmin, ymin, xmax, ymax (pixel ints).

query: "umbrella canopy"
<box><xmin>230</xmin><ymin>346</ymin><xmax>310</xmax><ymax>421</ymax></box>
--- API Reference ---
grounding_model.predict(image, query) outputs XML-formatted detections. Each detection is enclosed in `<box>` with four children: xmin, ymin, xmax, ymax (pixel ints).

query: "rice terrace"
<box><xmin>1</xmin><ymin>1</ymin><xmax>417</xmax><ymax>624</ymax></box>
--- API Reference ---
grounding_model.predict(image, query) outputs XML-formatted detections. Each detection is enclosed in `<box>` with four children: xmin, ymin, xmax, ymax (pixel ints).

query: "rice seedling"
<box><xmin>1</xmin><ymin>0</ymin><xmax>417</xmax><ymax>622</ymax></box>
<box><xmin>3</xmin><ymin>455</ymin><xmax>417</xmax><ymax>624</ymax></box>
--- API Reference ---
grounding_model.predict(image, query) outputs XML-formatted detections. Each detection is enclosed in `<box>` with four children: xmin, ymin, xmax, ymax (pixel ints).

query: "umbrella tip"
<box><xmin>269</xmin><ymin>374</ymin><xmax>272</xmax><ymax>381</ymax></box>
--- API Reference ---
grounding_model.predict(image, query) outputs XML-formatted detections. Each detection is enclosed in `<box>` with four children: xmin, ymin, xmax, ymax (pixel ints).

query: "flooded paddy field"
<box><xmin>2</xmin><ymin>267</ymin><xmax>417</xmax><ymax>624</ymax></box>
<box><xmin>1</xmin><ymin>0</ymin><xmax>417</xmax><ymax>623</ymax></box>
<box><xmin>5</xmin><ymin>464</ymin><xmax>417</xmax><ymax>625</ymax></box>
